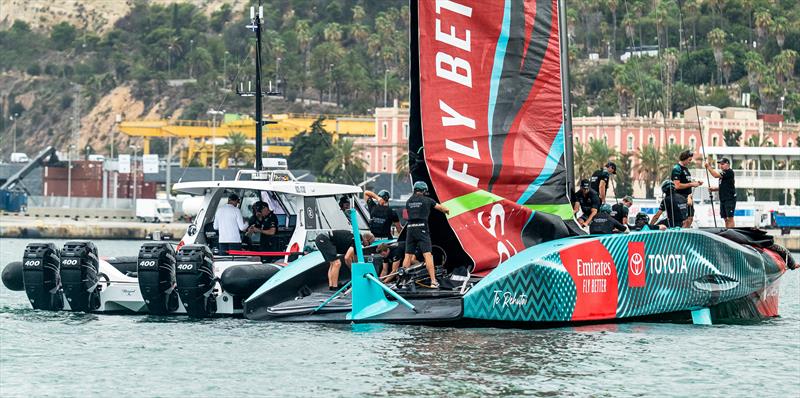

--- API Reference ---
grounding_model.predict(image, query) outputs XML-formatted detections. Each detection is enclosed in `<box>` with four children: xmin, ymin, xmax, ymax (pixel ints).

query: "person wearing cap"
<box><xmin>651</xmin><ymin>180</ymin><xmax>689</xmax><ymax>229</ymax></box>
<box><xmin>572</xmin><ymin>179</ymin><xmax>601</xmax><ymax>228</ymax></box>
<box><xmin>213</xmin><ymin>193</ymin><xmax>249</xmax><ymax>255</ymax></box>
<box><xmin>671</xmin><ymin>150</ymin><xmax>703</xmax><ymax>227</ymax></box>
<box><xmin>590</xmin><ymin>162</ymin><xmax>617</xmax><ymax>203</ymax></box>
<box><xmin>246</xmin><ymin>201</ymin><xmax>278</xmax><ymax>252</ymax></box>
<box><xmin>706</xmin><ymin>157</ymin><xmax>737</xmax><ymax>228</ymax></box>
<box><xmin>610</xmin><ymin>195</ymin><xmax>633</xmax><ymax>226</ymax></box>
<box><xmin>364</xmin><ymin>189</ymin><xmax>402</xmax><ymax>239</ymax></box>
<box><xmin>402</xmin><ymin>181</ymin><xmax>449</xmax><ymax>288</ymax></box>
<box><xmin>590</xmin><ymin>204</ymin><xmax>627</xmax><ymax>234</ymax></box>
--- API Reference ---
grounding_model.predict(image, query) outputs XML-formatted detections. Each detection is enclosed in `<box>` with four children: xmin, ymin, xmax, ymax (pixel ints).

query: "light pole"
<box><xmin>275</xmin><ymin>57</ymin><xmax>281</xmax><ymax>93</ymax></box>
<box><xmin>780</xmin><ymin>96</ymin><xmax>785</xmax><ymax>115</ymax></box>
<box><xmin>208</xmin><ymin>109</ymin><xmax>225</xmax><ymax>181</ymax></box>
<box><xmin>9</xmin><ymin>113</ymin><xmax>19</xmax><ymax>153</ymax></box>
<box><xmin>329</xmin><ymin>63</ymin><xmax>334</xmax><ymax>103</ymax></box>
<box><xmin>168</xmin><ymin>45</ymin><xmax>173</xmax><ymax>77</ymax></box>
<box><xmin>223</xmin><ymin>50</ymin><xmax>229</xmax><ymax>83</ymax></box>
<box><xmin>67</xmin><ymin>144</ymin><xmax>75</xmax><ymax>208</ymax></box>
<box><xmin>130</xmin><ymin>145</ymin><xmax>139</xmax><ymax>204</ymax></box>
<box><xmin>384</xmin><ymin>69</ymin><xmax>390</xmax><ymax>107</ymax></box>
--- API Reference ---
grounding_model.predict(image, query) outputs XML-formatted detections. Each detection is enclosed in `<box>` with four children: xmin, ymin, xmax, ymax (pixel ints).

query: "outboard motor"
<box><xmin>175</xmin><ymin>245</ymin><xmax>216</xmax><ymax>317</ymax></box>
<box><xmin>137</xmin><ymin>242</ymin><xmax>179</xmax><ymax>315</ymax></box>
<box><xmin>22</xmin><ymin>243</ymin><xmax>63</xmax><ymax>311</ymax></box>
<box><xmin>60</xmin><ymin>241</ymin><xmax>101</xmax><ymax>312</ymax></box>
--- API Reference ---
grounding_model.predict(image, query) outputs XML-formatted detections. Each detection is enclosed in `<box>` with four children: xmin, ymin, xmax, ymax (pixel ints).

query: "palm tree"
<box><xmin>754</xmin><ymin>10</ymin><xmax>773</xmax><ymax>46</ymax></box>
<box><xmin>295</xmin><ymin>20</ymin><xmax>312</xmax><ymax>97</ymax></box>
<box><xmin>573</xmin><ymin>141</ymin><xmax>595</xmax><ymax>185</ymax></box>
<box><xmin>587</xmin><ymin>138</ymin><xmax>618</xmax><ymax>171</ymax></box>
<box><xmin>613</xmin><ymin>63</ymin><xmax>635</xmax><ymax>115</ymax></box>
<box><xmin>219</xmin><ymin>132</ymin><xmax>254</xmax><ymax>167</ymax></box>
<box><xmin>774</xmin><ymin>49</ymin><xmax>798</xmax><ymax>86</ymax></box>
<box><xmin>707</xmin><ymin>28</ymin><xmax>726</xmax><ymax>85</ymax></box>
<box><xmin>324</xmin><ymin>138</ymin><xmax>367</xmax><ymax>183</ymax></box>
<box><xmin>663</xmin><ymin>48</ymin><xmax>679</xmax><ymax>114</ymax></box>
<box><xmin>741</xmin><ymin>0</ymin><xmax>754</xmax><ymax>45</ymax></box>
<box><xmin>635</xmin><ymin>144</ymin><xmax>662</xmax><ymax>199</ymax></box>
<box><xmin>684</xmin><ymin>0</ymin><xmax>700</xmax><ymax>49</ymax></box>
<box><xmin>721</xmin><ymin>51</ymin><xmax>735</xmax><ymax>85</ymax></box>
<box><xmin>773</xmin><ymin>16</ymin><xmax>788</xmax><ymax>48</ymax></box>
<box><xmin>744</xmin><ymin>51</ymin><xmax>765</xmax><ymax>95</ymax></box>
<box><xmin>395</xmin><ymin>152</ymin><xmax>410</xmax><ymax>179</ymax></box>
<box><xmin>660</xmin><ymin>144</ymin><xmax>690</xmax><ymax>176</ymax></box>
<box><xmin>605</xmin><ymin>0</ymin><xmax>619</xmax><ymax>61</ymax></box>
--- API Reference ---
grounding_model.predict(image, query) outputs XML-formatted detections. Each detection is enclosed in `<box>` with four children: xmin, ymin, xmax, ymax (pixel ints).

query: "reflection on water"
<box><xmin>0</xmin><ymin>239</ymin><xmax>798</xmax><ymax>397</ymax></box>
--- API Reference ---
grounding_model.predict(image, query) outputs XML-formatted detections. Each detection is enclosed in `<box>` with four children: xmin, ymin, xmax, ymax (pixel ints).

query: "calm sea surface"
<box><xmin>0</xmin><ymin>238</ymin><xmax>798</xmax><ymax>397</ymax></box>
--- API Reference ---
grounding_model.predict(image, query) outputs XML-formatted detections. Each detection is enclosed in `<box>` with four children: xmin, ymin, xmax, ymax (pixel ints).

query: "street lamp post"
<box><xmin>130</xmin><ymin>145</ymin><xmax>139</xmax><ymax>204</ymax></box>
<box><xmin>780</xmin><ymin>96</ymin><xmax>785</xmax><ymax>115</ymax></box>
<box><xmin>329</xmin><ymin>63</ymin><xmax>334</xmax><ymax>103</ymax></box>
<box><xmin>67</xmin><ymin>144</ymin><xmax>75</xmax><ymax>208</ymax></box>
<box><xmin>10</xmin><ymin>113</ymin><xmax>19</xmax><ymax>153</ymax></box>
<box><xmin>384</xmin><ymin>69</ymin><xmax>390</xmax><ymax>107</ymax></box>
<box><xmin>208</xmin><ymin>109</ymin><xmax>225</xmax><ymax>181</ymax></box>
<box><xmin>275</xmin><ymin>57</ymin><xmax>281</xmax><ymax>93</ymax></box>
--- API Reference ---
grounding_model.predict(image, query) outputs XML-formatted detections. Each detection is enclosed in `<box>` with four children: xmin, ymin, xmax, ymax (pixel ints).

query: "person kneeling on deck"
<box><xmin>365</xmin><ymin>189</ymin><xmax>402</xmax><ymax>239</ymax></box>
<box><xmin>315</xmin><ymin>230</ymin><xmax>375</xmax><ymax>291</ymax></box>
<box><xmin>377</xmin><ymin>242</ymin><xmax>421</xmax><ymax>283</ymax></box>
<box><xmin>214</xmin><ymin>193</ymin><xmax>248</xmax><ymax>255</ymax></box>
<box><xmin>247</xmin><ymin>201</ymin><xmax>278</xmax><ymax>252</ymax></box>
<box><xmin>572</xmin><ymin>179</ymin><xmax>600</xmax><ymax>228</ymax></box>
<box><xmin>590</xmin><ymin>204</ymin><xmax>628</xmax><ymax>234</ymax></box>
<box><xmin>650</xmin><ymin>180</ymin><xmax>689</xmax><ymax>230</ymax></box>
<box><xmin>402</xmin><ymin>181</ymin><xmax>449</xmax><ymax>289</ymax></box>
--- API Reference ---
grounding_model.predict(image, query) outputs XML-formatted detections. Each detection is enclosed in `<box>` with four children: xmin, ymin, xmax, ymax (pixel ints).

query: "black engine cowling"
<box><xmin>22</xmin><ymin>243</ymin><xmax>64</xmax><ymax>311</ymax></box>
<box><xmin>137</xmin><ymin>242</ymin><xmax>179</xmax><ymax>315</ymax></box>
<box><xmin>59</xmin><ymin>241</ymin><xmax>101</xmax><ymax>312</ymax></box>
<box><xmin>175</xmin><ymin>245</ymin><xmax>216</xmax><ymax>317</ymax></box>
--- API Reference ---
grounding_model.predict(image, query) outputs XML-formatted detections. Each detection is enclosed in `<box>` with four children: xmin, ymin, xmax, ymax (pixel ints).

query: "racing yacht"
<box><xmin>242</xmin><ymin>0</ymin><xmax>796</xmax><ymax>325</ymax></box>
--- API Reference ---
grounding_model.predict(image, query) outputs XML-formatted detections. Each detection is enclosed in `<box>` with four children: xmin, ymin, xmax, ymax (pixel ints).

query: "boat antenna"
<box><xmin>675</xmin><ymin>3</ymin><xmax>717</xmax><ymax>228</ymax></box>
<box><xmin>238</xmin><ymin>1</ymin><xmax>280</xmax><ymax>171</ymax></box>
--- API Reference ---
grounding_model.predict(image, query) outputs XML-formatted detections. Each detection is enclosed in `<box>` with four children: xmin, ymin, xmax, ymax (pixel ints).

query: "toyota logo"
<box><xmin>630</xmin><ymin>253</ymin><xmax>644</xmax><ymax>276</ymax></box>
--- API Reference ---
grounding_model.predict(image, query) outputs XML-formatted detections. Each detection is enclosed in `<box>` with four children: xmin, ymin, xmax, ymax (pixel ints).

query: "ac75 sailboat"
<box><xmin>244</xmin><ymin>0</ymin><xmax>796</xmax><ymax>325</ymax></box>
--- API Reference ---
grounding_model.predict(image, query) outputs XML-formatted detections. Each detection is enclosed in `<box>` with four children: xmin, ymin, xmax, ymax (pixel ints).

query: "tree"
<box><xmin>395</xmin><ymin>152</ymin><xmax>409</xmax><ymax>179</ymax></box>
<box><xmin>50</xmin><ymin>22</ymin><xmax>77</xmax><ymax>50</ymax></box>
<box><xmin>587</xmin><ymin>138</ymin><xmax>618</xmax><ymax>171</ymax></box>
<box><xmin>707</xmin><ymin>28</ymin><xmax>726</xmax><ymax>85</ymax></box>
<box><xmin>323</xmin><ymin>138</ymin><xmax>367</xmax><ymax>184</ymax></box>
<box><xmin>754</xmin><ymin>10</ymin><xmax>773</xmax><ymax>46</ymax></box>
<box><xmin>573</xmin><ymin>141</ymin><xmax>595</xmax><ymax>184</ymax></box>
<box><xmin>605</xmin><ymin>0</ymin><xmax>619</xmax><ymax>61</ymax></box>
<box><xmin>288</xmin><ymin>118</ymin><xmax>333</xmax><ymax>176</ymax></box>
<box><xmin>635</xmin><ymin>144</ymin><xmax>661</xmax><ymax>199</ymax></box>
<box><xmin>774</xmin><ymin>49</ymin><xmax>798</xmax><ymax>86</ymax></box>
<box><xmin>615</xmin><ymin>153</ymin><xmax>634</xmax><ymax>197</ymax></box>
<box><xmin>723</xmin><ymin>130</ymin><xmax>741</xmax><ymax>147</ymax></box>
<box><xmin>219</xmin><ymin>132</ymin><xmax>254</xmax><ymax>167</ymax></box>
<box><xmin>773</xmin><ymin>16</ymin><xmax>788</xmax><ymax>48</ymax></box>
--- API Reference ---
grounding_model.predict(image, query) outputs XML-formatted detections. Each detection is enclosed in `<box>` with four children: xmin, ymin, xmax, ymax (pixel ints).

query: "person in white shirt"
<box><xmin>213</xmin><ymin>193</ymin><xmax>248</xmax><ymax>255</ymax></box>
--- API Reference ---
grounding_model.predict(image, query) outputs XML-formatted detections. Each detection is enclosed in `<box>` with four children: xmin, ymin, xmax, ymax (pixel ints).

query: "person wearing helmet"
<box><xmin>402</xmin><ymin>181</ymin><xmax>449</xmax><ymax>288</ymax></box>
<box><xmin>671</xmin><ymin>150</ymin><xmax>703</xmax><ymax>227</ymax></box>
<box><xmin>572</xmin><ymin>179</ymin><xmax>601</xmax><ymax>227</ymax></box>
<box><xmin>650</xmin><ymin>180</ymin><xmax>689</xmax><ymax>229</ymax></box>
<box><xmin>589</xmin><ymin>203</ymin><xmax>627</xmax><ymax>234</ymax></box>
<box><xmin>590</xmin><ymin>161</ymin><xmax>617</xmax><ymax>203</ymax></box>
<box><xmin>363</xmin><ymin>189</ymin><xmax>402</xmax><ymax>239</ymax></box>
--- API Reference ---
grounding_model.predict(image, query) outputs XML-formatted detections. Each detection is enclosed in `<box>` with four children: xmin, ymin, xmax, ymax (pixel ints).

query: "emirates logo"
<box><xmin>630</xmin><ymin>252</ymin><xmax>644</xmax><ymax>276</ymax></box>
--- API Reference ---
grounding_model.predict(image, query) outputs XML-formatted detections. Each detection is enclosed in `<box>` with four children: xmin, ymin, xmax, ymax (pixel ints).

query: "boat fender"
<box><xmin>137</xmin><ymin>242</ymin><xmax>179</xmax><ymax>315</ymax></box>
<box><xmin>219</xmin><ymin>263</ymin><xmax>280</xmax><ymax>298</ymax></box>
<box><xmin>1</xmin><ymin>261</ymin><xmax>24</xmax><ymax>291</ymax></box>
<box><xmin>60</xmin><ymin>242</ymin><xmax>101</xmax><ymax>312</ymax></box>
<box><xmin>22</xmin><ymin>243</ymin><xmax>64</xmax><ymax>311</ymax></box>
<box><xmin>174</xmin><ymin>245</ymin><xmax>216</xmax><ymax>317</ymax></box>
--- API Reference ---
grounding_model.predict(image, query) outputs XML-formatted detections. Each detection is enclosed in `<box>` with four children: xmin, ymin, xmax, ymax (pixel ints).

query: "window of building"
<box><xmin>381</xmin><ymin>153</ymin><xmax>388</xmax><ymax>171</ymax></box>
<box><xmin>588</xmin><ymin>134</ymin><xmax>594</xmax><ymax>142</ymax></box>
<box><xmin>788</xmin><ymin>140</ymin><xmax>794</xmax><ymax>147</ymax></box>
<box><xmin>603</xmin><ymin>134</ymin><xmax>608</xmax><ymax>143</ymax></box>
<box><xmin>712</xmin><ymin>136</ymin><xmax>719</xmax><ymax>146</ymax></box>
<box><xmin>403</xmin><ymin>123</ymin><xmax>409</xmax><ymax>139</ymax></box>
<box><xmin>668</xmin><ymin>136</ymin><xmax>675</xmax><ymax>145</ymax></box>
<box><xmin>382</xmin><ymin>122</ymin><xmax>388</xmax><ymax>139</ymax></box>
<box><xmin>689</xmin><ymin>137</ymin><xmax>696</xmax><ymax>150</ymax></box>
<box><xmin>648</xmin><ymin>135</ymin><xmax>655</xmax><ymax>145</ymax></box>
<box><xmin>627</xmin><ymin>135</ymin><xmax>634</xmax><ymax>151</ymax></box>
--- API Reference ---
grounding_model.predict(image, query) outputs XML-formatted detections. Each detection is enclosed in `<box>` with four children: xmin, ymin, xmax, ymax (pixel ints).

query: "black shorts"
<box><xmin>405</xmin><ymin>223</ymin><xmax>432</xmax><ymax>254</ymax></box>
<box><xmin>687</xmin><ymin>203</ymin><xmax>695</xmax><ymax>217</ymax></box>
<box><xmin>720</xmin><ymin>200</ymin><xmax>736</xmax><ymax>219</ymax></box>
<box><xmin>315</xmin><ymin>234</ymin><xmax>340</xmax><ymax>263</ymax></box>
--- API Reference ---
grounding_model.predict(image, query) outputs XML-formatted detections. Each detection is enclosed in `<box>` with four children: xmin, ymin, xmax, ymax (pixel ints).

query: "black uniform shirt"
<box><xmin>589</xmin><ymin>212</ymin><xmax>627</xmax><ymax>234</ymax></box>
<box><xmin>590</xmin><ymin>169</ymin><xmax>610</xmax><ymax>197</ymax></box>
<box><xmin>610</xmin><ymin>203</ymin><xmax>629</xmax><ymax>224</ymax></box>
<box><xmin>573</xmin><ymin>189</ymin><xmax>601</xmax><ymax>215</ymax></box>
<box><xmin>329</xmin><ymin>230</ymin><xmax>355</xmax><ymax>253</ymax></box>
<box><xmin>249</xmin><ymin>212</ymin><xmax>279</xmax><ymax>249</ymax></box>
<box><xmin>406</xmin><ymin>194</ymin><xmax>436</xmax><ymax>223</ymax></box>
<box><xmin>659</xmin><ymin>193</ymin><xmax>689</xmax><ymax>227</ymax></box>
<box><xmin>671</xmin><ymin>163</ymin><xmax>693</xmax><ymax>197</ymax></box>
<box><xmin>383</xmin><ymin>242</ymin><xmax>406</xmax><ymax>266</ymax></box>
<box><xmin>718</xmin><ymin>169</ymin><xmax>736</xmax><ymax>202</ymax></box>
<box><xmin>369</xmin><ymin>205</ymin><xmax>399</xmax><ymax>237</ymax></box>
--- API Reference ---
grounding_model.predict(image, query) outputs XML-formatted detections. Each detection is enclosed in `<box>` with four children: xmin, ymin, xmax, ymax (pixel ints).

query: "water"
<box><xmin>1</xmin><ymin>238</ymin><xmax>798</xmax><ymax>397</ymax></box>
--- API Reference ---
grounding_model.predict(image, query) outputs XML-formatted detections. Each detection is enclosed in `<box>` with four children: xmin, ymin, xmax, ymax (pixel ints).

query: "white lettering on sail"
<box><xmin>435</xmin><ymin>20</ymin><xmax>470</xmax><ymax>51</ymax></box>
<box><xmin>439</xmin><ymin>100</ymin><xmax>476</xmax><ymax>128</ymax></box>
<box><xmin>435</xmin><ymin>52</ymin><xmax>472</xmax><ymax>88</ymax></box>
<box><xmin>478</xmin><ymin>204</ymin><xmax>518</xmax><ymax>266</ymax></box>
<box><xmin>445</xmin><ymin>139</ymin><xmax>480</xmax><ymax>187</ymax></box>
<box><xmin>436</xmin><ymin>0</ymin><xmax>472</xmax><ymax>17</ymax></box>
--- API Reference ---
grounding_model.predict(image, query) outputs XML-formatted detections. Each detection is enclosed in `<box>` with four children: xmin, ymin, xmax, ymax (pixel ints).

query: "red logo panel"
<box><xmin>560</xmin><ymin>240</ymin><xmax>618</xmax><ymax>321</ymax></box>
<box><xmin>628</xmin><ymin>242</ymin><xmax>646</xmax><ymax>288</ymax></box>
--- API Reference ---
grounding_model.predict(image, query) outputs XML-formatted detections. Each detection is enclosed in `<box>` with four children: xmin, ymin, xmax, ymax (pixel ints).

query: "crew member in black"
<box><xmin>247</xmin><ymin>201</ymin><xmax>279</xmax><ymax>251</ymax></box>
<box><xmin>572</xmin><ymin>179</ymin><xmax>601</xmax><ymax>228</ymax></box>
<box><xmin>590</xmin><ymin>161</ymin><xmax>617</xmax><ymax>203</ymax></box>
<box><xmin>376</xmin><ymin>241</ymin><xmax>421</xmax><ymax>282</ymax></box>
<box><xmin>650</xmin><ymin>180</ymin><xmax>689</xmax><ymax>229</ymax></box>
<box><xmin>706</xmin><ymin>157</ymin><xmax>737</xmax><ymax>228</ymax></box>
<box><xmin>671</xmin><ymin>150</ymin><xmax>703</xmax><ymax>227</ymax></box>
<box><xmin>364</xmin><ymin>189</ymin><xmax>402</xmax><ymax>239</ymax></box>
<box><xmin>315</xmin><ymin>230</ymin><xmax>375</xmax><ymax>290</ymax></box>
<box><xmin>590</xmin><ymin>204</ymin><xmax>627</xmax><ymax>234</ymax></box>
<box><xmin>403</xmin><ymin>181</ymin><xmax>449</xmax><ymax>288</ymax></box>
<box><xmin>610</xmin><ymin>195</ymin><xmax>632</xmax><ymax>226</ymax></box>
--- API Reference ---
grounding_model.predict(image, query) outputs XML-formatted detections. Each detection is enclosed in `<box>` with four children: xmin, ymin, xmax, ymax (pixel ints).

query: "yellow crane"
<box><xmin>117</xmin><ymin>113</ymin><xmax>375</xmax><ymax>167</ymax></box>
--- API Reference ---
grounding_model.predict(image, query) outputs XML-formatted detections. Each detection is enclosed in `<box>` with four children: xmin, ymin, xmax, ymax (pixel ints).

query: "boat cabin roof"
<box><xmin>173</xmin><ymin>180</ymin><xmax>362</xmax><ymax>197</ymax></box>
